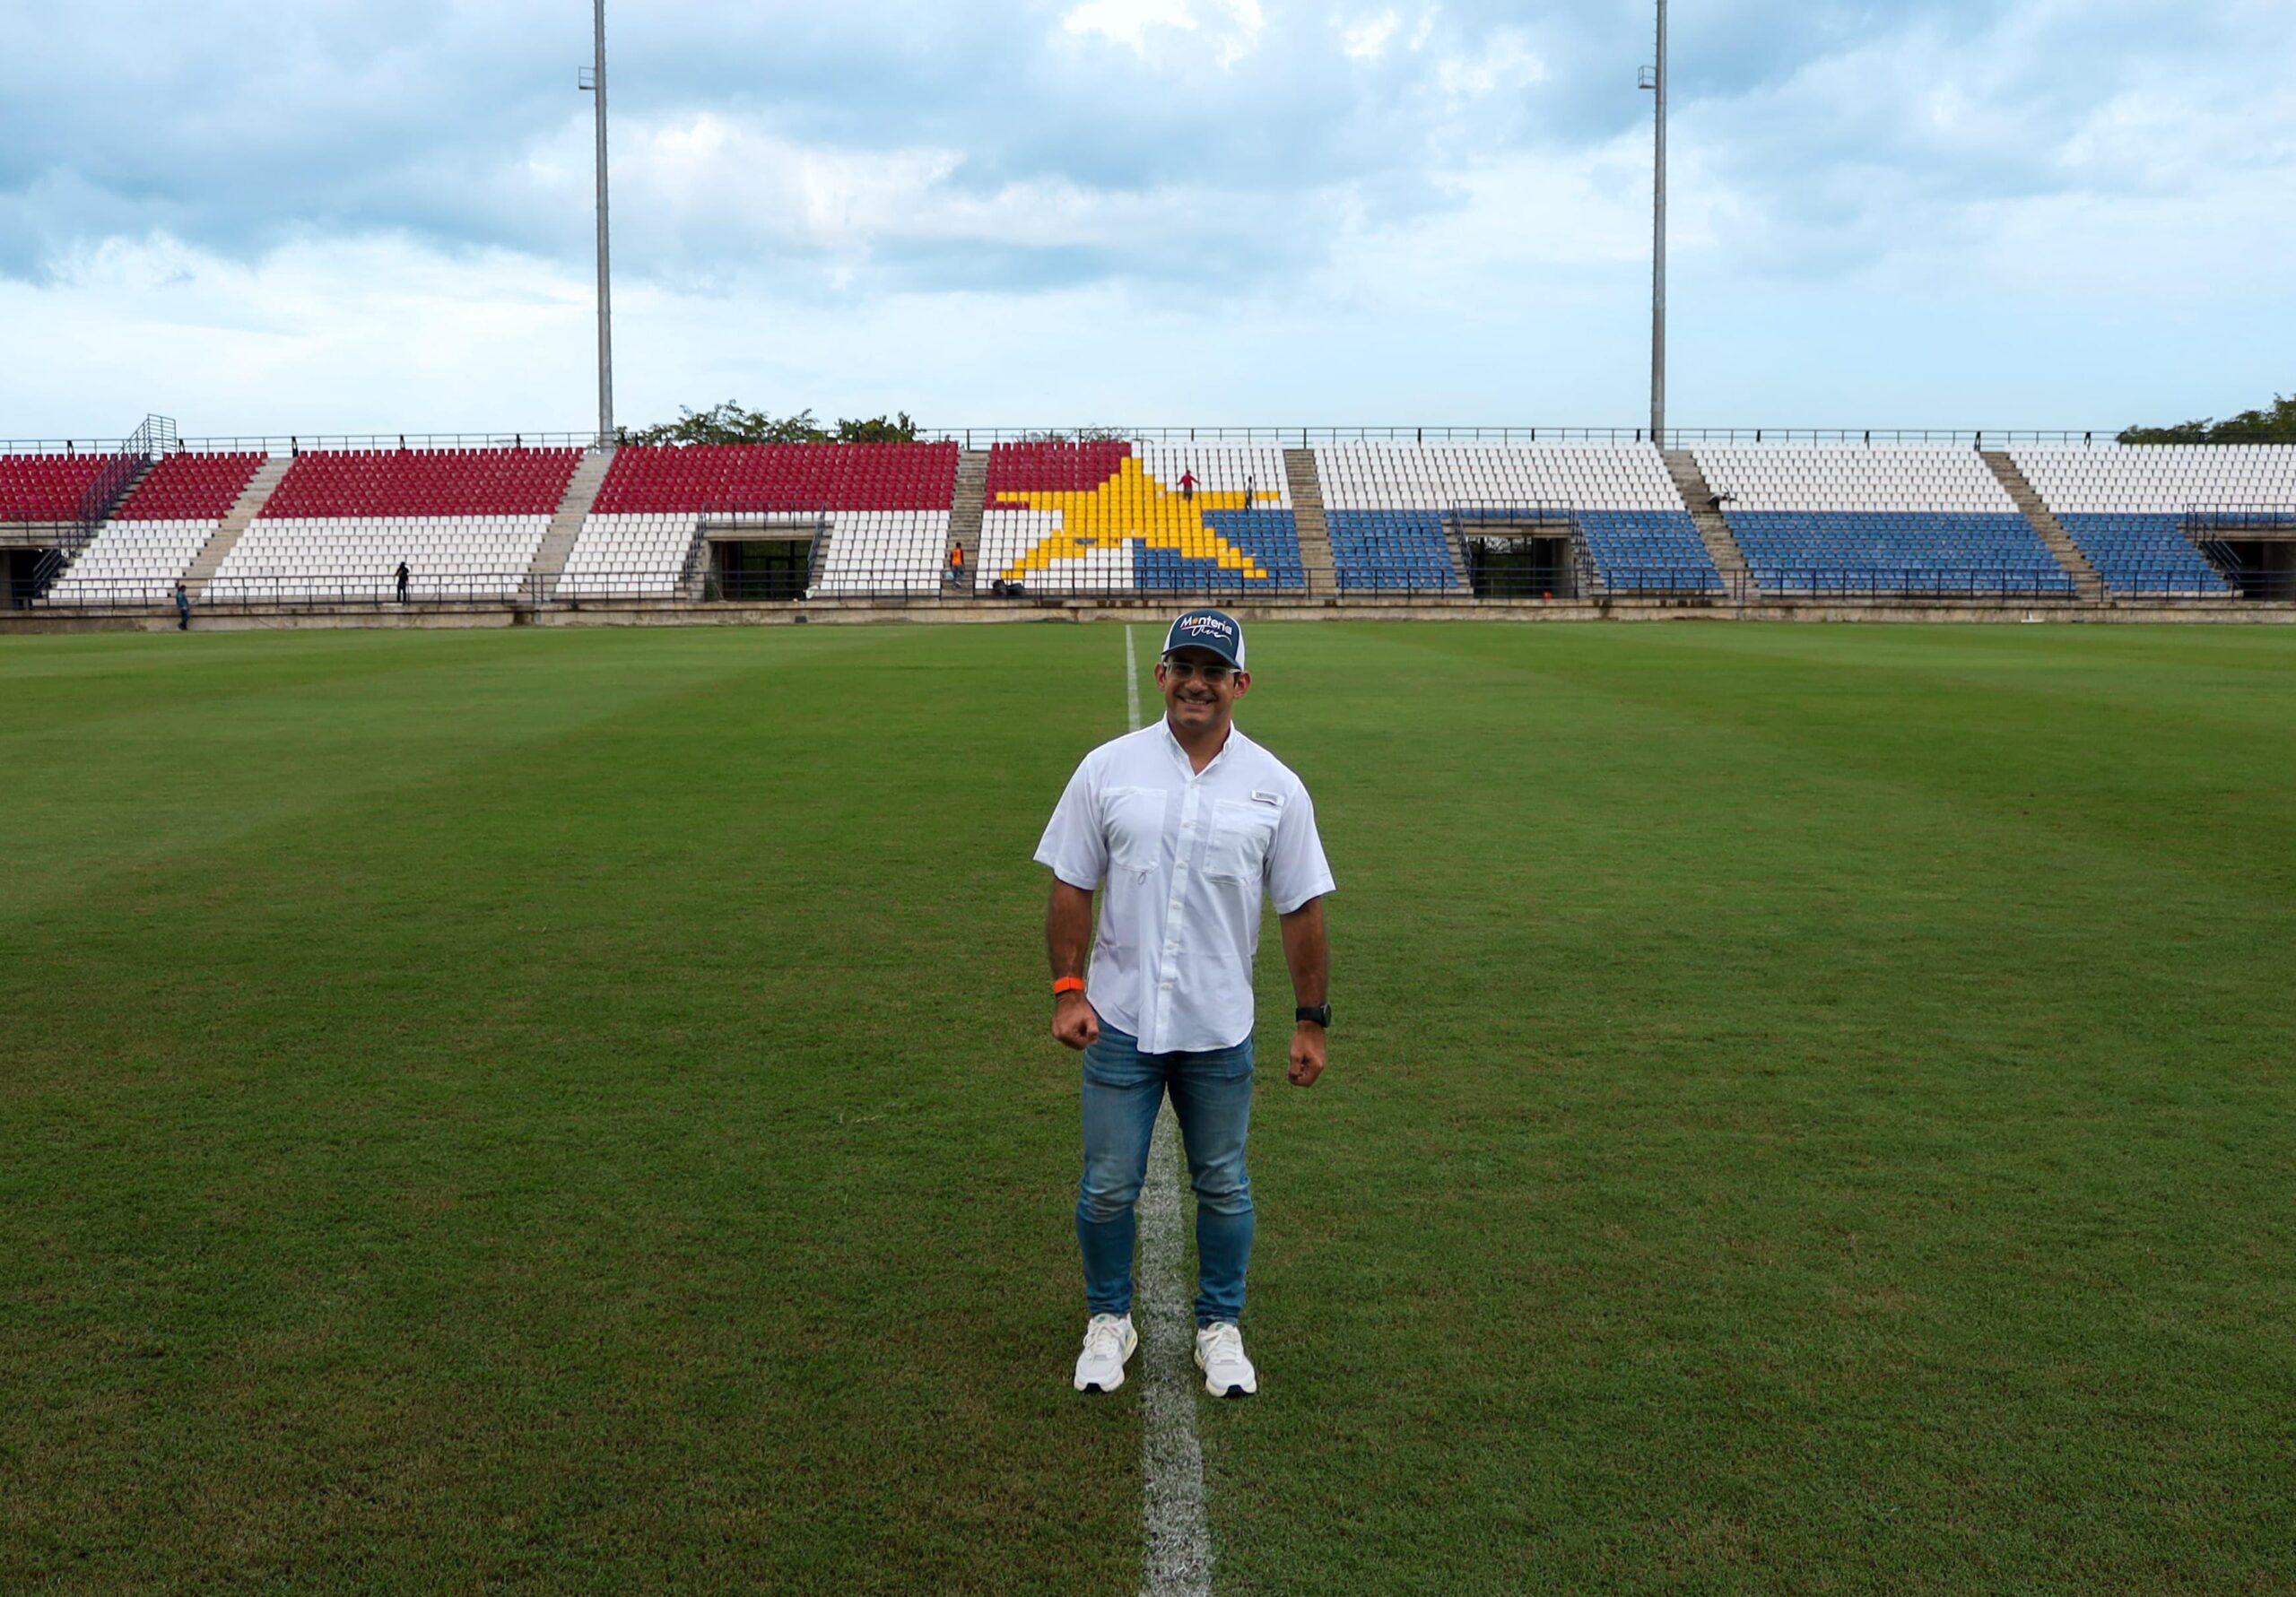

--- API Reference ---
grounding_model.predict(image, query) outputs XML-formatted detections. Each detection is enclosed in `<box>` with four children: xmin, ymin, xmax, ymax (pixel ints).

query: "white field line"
<box><xmin>1126</xmin><ymin>623</ymin><xmax>1143</xmax><ymax>727</ymax></box>
<box><xmin>1125</xmin><ymin>624</ymin><xmax>1214</xmax><ymax>1597</ymax></box>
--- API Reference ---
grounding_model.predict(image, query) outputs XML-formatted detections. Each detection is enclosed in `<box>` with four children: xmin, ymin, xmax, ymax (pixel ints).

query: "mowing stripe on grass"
<box><xmin>1126</xmin><ymin>624</ymin><xmax>1216</xmax><ymax>1597</ymax></box>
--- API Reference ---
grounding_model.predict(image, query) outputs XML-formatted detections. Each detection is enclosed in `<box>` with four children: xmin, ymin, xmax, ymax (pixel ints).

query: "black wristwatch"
<box><xmin>1295</xmin><ymin>1004</ymin><xmax>1331</xmax><ymax>1028</ymax></box>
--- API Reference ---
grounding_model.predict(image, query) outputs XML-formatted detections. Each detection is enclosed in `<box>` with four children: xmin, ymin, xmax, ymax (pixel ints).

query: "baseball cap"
<box><xmin>1161</xmin><ymin>608</ymin><xmax>1246</xmax><ymax>671</ymax></box>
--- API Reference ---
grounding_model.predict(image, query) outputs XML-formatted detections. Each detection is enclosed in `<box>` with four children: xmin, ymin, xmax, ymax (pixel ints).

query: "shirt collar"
<box><xmin>1161</xmin><ymin>716</ymin><xmax>1240</xmax><ymax>777</ymax></box>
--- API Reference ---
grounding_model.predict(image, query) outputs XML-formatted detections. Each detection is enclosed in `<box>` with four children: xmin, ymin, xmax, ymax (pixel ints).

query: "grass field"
<box><xmin>3</xmin><ymin>621</ymin><xmax>2292</xmax><ymax>1594</ymax></box>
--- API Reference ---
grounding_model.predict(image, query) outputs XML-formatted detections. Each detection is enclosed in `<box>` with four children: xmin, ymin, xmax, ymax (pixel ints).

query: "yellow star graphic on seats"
<box><xmin>996</xmin><ymin>457</ymin><xmax>1276</xmax><ymax>580</ymax></box>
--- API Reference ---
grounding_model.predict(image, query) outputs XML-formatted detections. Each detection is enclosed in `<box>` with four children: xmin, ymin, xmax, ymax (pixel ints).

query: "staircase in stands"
<box><xmin>1569</xmin><ymin>522</ymin><xmax>1608</xmax><ymax>599</ymax></box>
<box><xmin>1980</xmin><ymin>451</ymin><xmax>2105</xmax><ymax>600</ymax></box>
<box><xmin>1443</xmin><ymin>517</ymin><xmax>1478</xmax><ymax>595</ymax></box>
<box><xmin>524</xmin><ymin>446</ymin><xmax>618</xmax><ymax>603</ymax></box>
<box><xmin>948</xmin><ymin>450</ymin><xmax>989</xmax><ymax>584</ymax></box>
<box><xmin>183</xmin><ymin>455</ymin><xmax>292</xmax><ymax>599</ymax></box>
<box><xmin>680</xmin><ymin>523</ymin><xmax>714</xmax><ymax>601</ymax></box>
<box><xmin>1659</xmin><ymin>449</ymin><xmax>1755</xmax><ymax>595</ymax></box>
<box><xmin>1282</xmin><ymin>449</ymin><xmax>1337</xmax><ymax>595</ymax></box>
<box><xmin>43</xmin><ymin>456</ymin><xmax>157</xmax><ymax>590</ymax></box>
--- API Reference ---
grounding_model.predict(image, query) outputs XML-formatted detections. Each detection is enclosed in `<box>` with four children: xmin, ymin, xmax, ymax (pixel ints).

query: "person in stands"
<box><xmin>396</xmin><ymin>560</ymin><xmax>411</xmax><ymax>603</ymax></box>
<box><xmin>173</xmin><ymin>581</ymin><xmax>191</xmax><ymax>631</ymax></box>
<box><xmin>1178</xmin><ymin>469</ymin><xmax>1197</xmax><ymax>502</ymax></box>
<box><xmin>949</xmin><ymin>542</ymin><xmax>967</xmax><ymax>589</ymax></box>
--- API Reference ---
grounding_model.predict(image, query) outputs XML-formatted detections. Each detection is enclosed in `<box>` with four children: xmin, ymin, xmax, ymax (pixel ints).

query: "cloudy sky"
<box><xmin>3</xmin><ymin>0</ymin><xmax>2291</xmax><ymax>439</ymax></box>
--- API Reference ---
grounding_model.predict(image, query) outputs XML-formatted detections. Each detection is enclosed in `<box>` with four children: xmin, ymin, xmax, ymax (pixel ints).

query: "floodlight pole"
<box><xmin>585</xmin><ymin>0</ymin><xmax>615</xmax><ymax>446</ymax></box>
<box><xmin>1648</xmin><ymin>0</ymin><xmax>1668</xmax><ymax>448</ymax></box>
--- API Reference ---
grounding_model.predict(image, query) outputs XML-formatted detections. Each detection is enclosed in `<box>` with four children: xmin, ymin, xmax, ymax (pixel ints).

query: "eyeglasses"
<box><xmin>1162</xmin><ymin>657</ymin><xmax>1237</xmax><ymax>685</ymax></box>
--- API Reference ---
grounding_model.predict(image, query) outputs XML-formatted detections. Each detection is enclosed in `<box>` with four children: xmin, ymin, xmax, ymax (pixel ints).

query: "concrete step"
<box><xmin>680</xmin><ymin>522</ymin><xmax>712</xmax><ymax>602</ymax></box>
<box><xmin>525</xmin><ymin>446</ymin><xmax>618</xmax><ymax>601</ymax></box>
<box><xmin>1660</xmin><ymin>448</ymin><xmax>1756</xmax><ymax>593</ymax></box>
<box><xmin>184</xmin><ymin>455</ymin><xmax>292</xmax><ymax>598</ymax></box>
<box><xmin>1282</xmin><ymin>448</ymin><xmax>1337</xmax><ymax>595</ymax></box>
<box><xmin>1570</xmin><ymin>525</ymin><xmax>1610</xmax><ymax>599</ymax></box>
<box><xmin>948</xmin><ymin>448</ymin><xmax>989</xmax><ymax>590</ymax></box>
<box><xmin>1445</xmin><ymin>519</ymin><xmax>1477</xmax><ymax>593</ymax></box>
<box><xmin>1982</xmin><ymin>450</ymin><xmax>2106</xmax><ymax>600</ymax></box>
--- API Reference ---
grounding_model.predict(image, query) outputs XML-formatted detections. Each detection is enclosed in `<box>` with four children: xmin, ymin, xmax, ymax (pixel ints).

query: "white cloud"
<box><xmin>586</xmin><ymin>110</ymin><xmax>1303</xmax><ymax>273</ymax></box>
<box><xmin>1215</xmin><ymin>0</ymin><xmax>1269</xmax><ymax>65</ymax></box>
<box><xmin>1061</xmin><ymin>0</ymin><xmax>1196</xmax><ymax>54</ymax></box>
<box><xmin>0</xmin><ymin>232</ymin><xmax>592</xmax><ymax>436</ymax></box>
<box><xmin>1339</xmin><ymin>11</ymin><xmax>1401</xmax><ymax>61</ymax></box>
<box><xmin>1437</xmin><ymin>28</ymin><xmax>1547</xmax><ymax>98</ymax></box>
<box><xmin>3</xmin><ymin>0</ymin><xmax>2294</xmax><ymax>436</ymax></box>
<box><xmin>1059</xmin><ymin>0</ymin><xmax>1264</xmax><ymax>66</ymax></box>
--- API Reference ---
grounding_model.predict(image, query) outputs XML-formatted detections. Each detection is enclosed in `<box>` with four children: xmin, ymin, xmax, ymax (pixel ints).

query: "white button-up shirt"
<box><xmin>1036</xmin><ymin>719</ymin><xmax>1335</xmax><ymax>1055</ymax></box>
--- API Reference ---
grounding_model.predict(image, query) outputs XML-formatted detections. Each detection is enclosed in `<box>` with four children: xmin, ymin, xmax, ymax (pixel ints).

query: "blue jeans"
<box><xmin>1077</xmin><ymin>1022</ymin><xmax>1255</xmax><ymax>1327</ymax></box>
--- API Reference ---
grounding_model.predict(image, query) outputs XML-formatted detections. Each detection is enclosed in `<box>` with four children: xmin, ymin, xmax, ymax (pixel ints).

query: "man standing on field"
<box><xmin>1036</xmin><ymin>609</ymin><xmax>1334</xmax><ymax>1398</ymax></box>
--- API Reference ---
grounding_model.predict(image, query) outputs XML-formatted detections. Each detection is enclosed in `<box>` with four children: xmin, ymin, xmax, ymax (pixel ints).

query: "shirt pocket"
<box><xmin>1205</xmin><ymin>798</ymin><xmax>1278</xmax><ymax>884</ymax></box>
<box><xmin>1104</xmin><ymin>786</ymin><xmax>1168</xmax><ymax>874</ymax></box>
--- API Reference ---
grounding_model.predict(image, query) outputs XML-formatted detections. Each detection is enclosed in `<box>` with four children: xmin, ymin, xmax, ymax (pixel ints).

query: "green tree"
<box><xmin>832</xmin><ymin>412</ymin><xmax>922</xmax><ymax>443</ymax></box>
<box><xmin>622</xmin><ymin>403</ymin><xmax>920</xmax><ymax>447</ymax></box>
<box><xmin>2119</xmin><ymin>393</ymin><xmax>2296</xmax><ymax>444</ymax></box>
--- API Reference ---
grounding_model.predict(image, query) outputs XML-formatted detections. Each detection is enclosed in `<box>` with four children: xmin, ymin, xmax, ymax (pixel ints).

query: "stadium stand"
<box><xmin>978</xmin><ymin>443</ymin><xmax>1304</xmax><ymax>594</ymax></box>
<box><xmin>1312</xmin><ymin>443</ymin><xmax>1715</xmax><ymax>592</ymax></box>
<box><xmin>1692</xmin><ymin>447</ymin><xmax>2072</xmax><ymax>595</ymax></box>
<box><xmin>206</xmin><ymin>447</ymin><xmax>578</xmax><ymax>603</ymax></box>
<box><xmin>15</xmin><ymin>434</ymin><xmax>2296</xmax><ymax>617</ymax></box>
<box><xmin>0</xmin><ymin>452</ymin><xmax>129</xmax><ymax>524</ymax></box>
<box><xmin>2005</xmin><ymin>446</ymin><xmax>2290</xmax><ymax>595</ymax></box>
<box><xmin>46</xmin><ymin>452</ymin><xmax>267</xmax><ymax>604</ymax></box>
<box><xmin>558</xmin><ymin>442</ymin><xmax>957</xmax><ymax>598</ymax></box>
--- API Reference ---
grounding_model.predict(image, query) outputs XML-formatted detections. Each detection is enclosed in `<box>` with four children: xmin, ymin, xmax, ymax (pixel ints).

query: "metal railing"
<box><xmin>1589</xmin><ymin>564</ymin><xmax>1727</xmax><ymax>595</ymax></box>
<box><xmin>2184</xmin><ymin>508</ymin><xmax>2296</xmax><ymax>537</ymax></box>
<box><xmin>966</xmin><ymin>575</ymin><xmax>1335</xmax><ymax>602</ymax></box>
<box><xmin>2180</xmin><ymin>514</ymin><xmax>2296</xmax><ymax>601</ymax></box>
<box><xmin>23</xmin><ymin>414</ymin><xmax>174</xmax><ymax>600</ymax></box>
<box><xmin>18</xmin><ymin>563</ymin><xmax>2275</xmax><ymax>613</ymax></box>
<box><xmin>921</xmin><ymin>426</ymin><xmax>2126</xmax><ymax>449</ymax></box>
<box><xmin>1735</xmin><ymin>567</ymin><xmax>2082</xmax><ymax>598</ymax></box>
<box><xmin>2101</xmin><ymin>569</ymin><xmax>2246</xmax><ymax>599</ymax></box>
<box><xmin>15</xmin><ymin>426</ymin><xmax>2296</xmax><ymax>457</ymax></box>
<box><xmin>16</xmin><ymin>426</ymin><xmax>2296</xmax><ymax>458</ymax></box>
<box><xmin>0</xmin><ymin>430</ymin><xmax>604</xmax><ymax>456</ymax></box>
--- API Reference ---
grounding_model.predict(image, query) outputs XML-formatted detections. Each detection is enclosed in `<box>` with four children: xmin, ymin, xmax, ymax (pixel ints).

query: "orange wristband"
<box><xmin>1053</xmin><ymin>976</ymin><xmax>1086</xmax><ymax>996</ymax></box>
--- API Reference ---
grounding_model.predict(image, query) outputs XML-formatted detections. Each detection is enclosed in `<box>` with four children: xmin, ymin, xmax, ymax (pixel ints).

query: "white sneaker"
<box><xmin>1194</xmin><ymin>1321</ymin><xmax>1257</xmax><ymax>1398</ymax></box>
<box><xmin>1074</xmin><ymin>1313</ymin><xmax>1138</xmax><ymax>1393</ymax></box>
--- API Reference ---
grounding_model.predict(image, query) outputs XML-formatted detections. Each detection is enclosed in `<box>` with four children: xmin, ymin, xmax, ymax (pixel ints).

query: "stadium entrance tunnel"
<box><xmin>706</xmin><ymin>530</ymin><xmax>814</xmax><ymax>603</ymax></box>
<box><xmin>2191</xmin><ymin>515</ymin><xmax>2296</xmax><ymax>602</ymax></box>
<box><xmin>1463</xmin><ymin>527</ymin><xmax>1580</xmax><ymax>600</ymax></box>
<box><xmin>2210</xmin><ymin>541</ymin><xmax>2296</xmax><ymax>602</ymax></box>
<box><xmin>3</xmin><ymin>546</ymin><xmax>55</xmax><ymax>609</ymax></box>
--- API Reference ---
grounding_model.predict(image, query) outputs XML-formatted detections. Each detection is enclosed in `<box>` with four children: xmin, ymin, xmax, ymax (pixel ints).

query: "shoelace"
<box><xmin>1198</xmin><ymin>1324</ymin><xmax>1244</xmax><ymax>1363</ymax></box>
<box><xmin>1084</xmin><ymin>1317</ymin><xmax>1128</xmax><ymax>1359</ymax></box>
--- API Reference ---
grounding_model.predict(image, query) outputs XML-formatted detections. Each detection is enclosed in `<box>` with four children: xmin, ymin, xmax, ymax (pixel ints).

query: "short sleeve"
<box><xmin>1034</xmin><ymin>757</ymin><xmax>1108</xmax><ymax>890</ymax></box>
<box><xmin>1265</xmin><ymin>783</ymin><xmax>1335</xmax><ymax>914</ymax></box>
